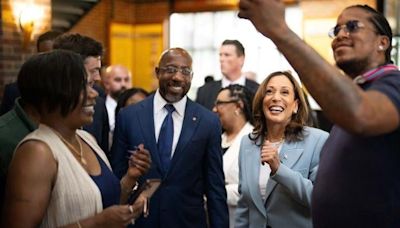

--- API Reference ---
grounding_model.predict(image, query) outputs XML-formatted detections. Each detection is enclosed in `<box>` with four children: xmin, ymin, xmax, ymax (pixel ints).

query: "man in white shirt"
<box><xmin>103</xmin><ymin>64</ymin><xmax>132</xmax><ymax>135</ymax></box>
<box><xmin>196</xmin><ymin>39</ymin><xmax>259</xmax><ymax>110</ymax></box>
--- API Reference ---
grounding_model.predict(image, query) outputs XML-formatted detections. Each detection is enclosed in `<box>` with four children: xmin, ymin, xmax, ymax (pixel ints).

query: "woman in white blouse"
<box><xmin>213</xmin><ymin>84</ymin><xmax>254</xmax><ymax>228</ymax></box>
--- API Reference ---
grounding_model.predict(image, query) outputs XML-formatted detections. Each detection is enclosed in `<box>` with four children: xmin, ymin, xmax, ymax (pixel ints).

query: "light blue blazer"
<box><xmin>235</xmin><ymin>127</ymin><xmax>329</xmax><ymax>228</ymax></box>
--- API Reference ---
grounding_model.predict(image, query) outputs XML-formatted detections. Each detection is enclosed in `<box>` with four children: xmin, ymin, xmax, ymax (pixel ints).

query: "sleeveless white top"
<box><xmin>18</xmin><ymin>124</ymin><xmax>112</xmax><ymax>227</ymax></box>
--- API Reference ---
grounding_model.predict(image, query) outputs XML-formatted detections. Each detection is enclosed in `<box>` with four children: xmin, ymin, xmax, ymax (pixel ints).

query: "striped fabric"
<box><xmin>17</xmin><ymin>124</ymin><xmax>110</xmax><ymax>227</ymax></box>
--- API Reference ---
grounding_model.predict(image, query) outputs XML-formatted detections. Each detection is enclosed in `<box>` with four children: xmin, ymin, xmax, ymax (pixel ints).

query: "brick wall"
<box><xmin>0</xmin><ymin>0</ymin><xmax>51</xmax><ymax>101</ymax></box>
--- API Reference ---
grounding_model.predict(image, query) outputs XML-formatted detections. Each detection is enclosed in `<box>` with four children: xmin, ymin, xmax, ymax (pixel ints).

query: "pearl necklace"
<box><xmin>54</xmin><ymin>130</ymin><xmax>87</xmax><ymax>166</ymax></box>
<box><xmin>266</xmin><ymin>137</ymin><xmax>285</xmax><ymax>148</ymax></box>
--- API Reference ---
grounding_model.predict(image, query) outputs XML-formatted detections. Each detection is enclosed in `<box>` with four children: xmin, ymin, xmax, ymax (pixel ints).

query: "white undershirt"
<box><xmin>105</xmin><ymin>95</ymin><xmax>117</xmax><ymax>132</ymax></box>
<box><xmin>221</xmin><ymin>74</ymin><xmax>246</xmax><ymax>88</ymax></box>
<box><xmin>259</xmin><ymin>142</ymin><xmax>284</xmax><ymax>201</ymax></box>
<box><xmin>153</xmin><ymin>90</ymin><xmax>186</xmax><ymax>158</ymax></box>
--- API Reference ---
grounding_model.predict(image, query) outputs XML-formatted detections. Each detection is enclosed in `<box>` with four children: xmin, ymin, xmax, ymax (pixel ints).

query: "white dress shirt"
<box><xmin>221</xmin><ymin>74</ymin><xmax>246</xmax><ymax>88</ymax></box>
<box><xmin>105</xmin><ymin>95</ymin><xmax>117</xmax><ymax>132</ymax></box>
<box><xmin>153</xmin><ymin>90</ymin><xmax>187</xmax><ymax>158</ymax></box>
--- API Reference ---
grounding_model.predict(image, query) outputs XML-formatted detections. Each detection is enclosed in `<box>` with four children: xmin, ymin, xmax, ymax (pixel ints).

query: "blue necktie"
<box><xmin>158</xmin><ymin>104</ymin><xmax>175</xmax><ymax>173</ymax></box>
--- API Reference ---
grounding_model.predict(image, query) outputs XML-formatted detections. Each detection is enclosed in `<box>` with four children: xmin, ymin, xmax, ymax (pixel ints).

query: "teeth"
<box><xmin>82</xmin><ymin>106</ymin><xmax>94</xmax><ymax>113</ymax></box>
<box><xmin>269</xmin><ymin>106</ymin><xmax>283</xmax><ymax>112</ymax></box>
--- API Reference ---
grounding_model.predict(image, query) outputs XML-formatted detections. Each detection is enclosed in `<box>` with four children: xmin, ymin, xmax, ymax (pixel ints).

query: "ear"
<box><xmin>155</xmin><ymin>67</ymin><xmax>160</xmax><ymax>79</ymax></box>
<box><xmin>293</xmin><ymin>99</ymin><xmax>299</xmax><ymax>114</ymax></box>
<box><xmin>239</xmin><ymin>55</ymin><xmax>245</xmax><ymax>68</ymax></box>
<box><xmin>237</xmin><ymin>100</ymin><xmax>244</xmax><ymax>110</ymax></box>
<box><xmin>378</xmin><ymin>35</ymin><xmax>390</xmax><ymax>51</ymax></box>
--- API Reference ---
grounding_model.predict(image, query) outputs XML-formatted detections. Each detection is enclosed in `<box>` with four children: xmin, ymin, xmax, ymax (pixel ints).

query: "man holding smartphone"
<box><xmin>111</xmin><ymin>48</ymin><xmax>229</xmax><ymax>228</ymax></box>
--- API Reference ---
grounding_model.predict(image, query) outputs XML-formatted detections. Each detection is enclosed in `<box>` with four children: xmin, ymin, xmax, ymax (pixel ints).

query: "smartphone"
<box><xmin>127</xmin><ymin>179</ymin><xmax>161</xmax><ymax>204</ymax></box>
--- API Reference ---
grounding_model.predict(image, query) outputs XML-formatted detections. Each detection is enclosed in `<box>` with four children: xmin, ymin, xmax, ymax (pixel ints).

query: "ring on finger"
<box><xmin>128</xmin><ymin>205</ymin><xmax>133</xmax><ymax>213</ymax></box>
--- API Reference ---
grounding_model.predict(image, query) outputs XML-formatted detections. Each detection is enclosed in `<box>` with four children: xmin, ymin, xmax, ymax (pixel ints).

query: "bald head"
<box><xmin>104</xmin><ymin>64</ymin><xmax>132</xmax><ymax>100</ymax></box>
<box><xmin>156</xmin><ymin>47</ymin><xmax>193</xmax><ymax>103</ymax></box>
<box><xmin>158</xmin><ymin>48</ymin><xmax>193</xmax><ymax>67</ymax></box>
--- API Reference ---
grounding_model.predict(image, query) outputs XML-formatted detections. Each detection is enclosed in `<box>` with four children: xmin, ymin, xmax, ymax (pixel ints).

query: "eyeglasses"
<box><xmin>214</xmin><ymin>99</ymin><xmax>238</xmax><ymax>107</ymax></box>
<box><xmin>328</xmin><ymin>20</ymin><xmax>366</xmax><ymax>38</ymax></box>
<box><xmin>159</xmin><ymin>66</ymin><xmax>193</xmax><ymax>76</ymax></box>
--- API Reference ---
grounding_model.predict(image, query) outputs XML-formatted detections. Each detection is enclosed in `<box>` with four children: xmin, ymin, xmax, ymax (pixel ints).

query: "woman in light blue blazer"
<box><xmin>235</xmin><ymin>71</ymin><xmax>329</xmax><ymax>228</ymax></box>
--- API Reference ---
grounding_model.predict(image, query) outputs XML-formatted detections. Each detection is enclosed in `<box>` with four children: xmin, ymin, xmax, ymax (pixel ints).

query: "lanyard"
<box><xmin>353</xmin><ymin>64</ymin><xmax>398</xmax><ymax>84</ymax></box>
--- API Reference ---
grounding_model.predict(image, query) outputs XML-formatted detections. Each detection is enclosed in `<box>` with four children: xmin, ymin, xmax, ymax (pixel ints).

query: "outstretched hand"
<box><xmin>238</xmin><ymin>0</ymin><xmax>289</xmax><ymax>39</ymax></box>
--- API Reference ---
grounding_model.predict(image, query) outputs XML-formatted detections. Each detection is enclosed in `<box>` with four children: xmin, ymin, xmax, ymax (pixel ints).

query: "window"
<box><xmin>170</xmin><ymin>7</ymin><xmax>303</xmax><ymax>99</ymax></box>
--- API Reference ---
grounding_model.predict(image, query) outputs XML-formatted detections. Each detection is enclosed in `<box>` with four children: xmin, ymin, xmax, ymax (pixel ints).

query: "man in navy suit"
<box><xmin>196</xmin><ymin>40</ymin><xmax>259</xmax><ymax>110</ymax></box>
<box><xmin>111</xmin><ymin>48</ymin><xmax>228</xmax><ymax>228</ymax></box>
<box><xmin>53</xmin><ymin>34</ymin><xmax>110</xmax><ymax>154</ymax></box>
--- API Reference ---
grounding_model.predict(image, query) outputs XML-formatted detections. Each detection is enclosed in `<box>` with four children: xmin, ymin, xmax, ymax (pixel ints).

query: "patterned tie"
<box><xmin>158</xmin><ymin>104</ymin><xmax>175</xmax><ymax>173</ymax></box>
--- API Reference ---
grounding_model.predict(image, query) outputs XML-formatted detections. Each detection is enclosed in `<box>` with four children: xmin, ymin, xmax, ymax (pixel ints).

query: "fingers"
<box><xmin>238</xmin><ymin>0</ymin><xmax>252</xmax><ymax>19</ymax></box>
<box><xmin>130</xmin><ymin>151</ymin><xmax>151</xmax><ymax>172</ymax></box>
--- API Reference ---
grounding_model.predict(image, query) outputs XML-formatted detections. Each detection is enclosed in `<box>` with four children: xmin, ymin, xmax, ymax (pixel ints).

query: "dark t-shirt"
<box><xmin>312</xmin><ymin>71</ymin><xmax>400</xmax><ymax>227</ymax></box>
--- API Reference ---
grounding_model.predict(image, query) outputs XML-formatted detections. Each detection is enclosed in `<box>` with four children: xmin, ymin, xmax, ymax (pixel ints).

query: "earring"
<box><xmin>293</xmin><ymin>110</ymin><xmax>298</xmax><ymax>114</ymax></box>
<box><xmin>235</xmin><ymin>110</ymin><xmax>239</xmax><ymax>116</ymax></box>
<box><xmin>378</xmin><ymin>45</ymin><xmax>384</xmax><ymax>51</ymax></box>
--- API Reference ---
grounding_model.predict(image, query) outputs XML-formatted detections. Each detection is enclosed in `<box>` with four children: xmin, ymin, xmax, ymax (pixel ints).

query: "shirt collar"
<box><xmin>353</xmin><ymin>64</ymin><xmax>398</xmax><ymax>84</ymax></box>
<box><xmin>154</xmin><ymin>89</ymin><xmax>187</xmax><ymax>116</ymax></box>
<box><xmin>221</xmin><ymin>74</ymin><xmax>246</xmax><ymax>88</ymax></box>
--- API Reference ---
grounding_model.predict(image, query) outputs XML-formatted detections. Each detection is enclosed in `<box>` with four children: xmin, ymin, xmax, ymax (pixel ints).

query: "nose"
<box><xmin>336</xmin><ymin>26</ymin><xmax>350</xmax><ymax>38</ymax></box>
<box><xmin>88</xmin><ymin>85</ymin><xmax>98</xmax><ymax>99</ymax></box>
<box><xmin>172</xmin><ymin>70</ymin><xmax>186</xmax><ymax>80</ymax></box>
<box><xmin>271</xmin><ymin>91</ymin><xmax>281</xmax><ymax>101</ymax></box>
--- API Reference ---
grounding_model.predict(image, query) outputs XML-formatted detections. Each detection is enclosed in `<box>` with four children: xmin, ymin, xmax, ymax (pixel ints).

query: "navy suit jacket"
<box><xmin>111</xmin><ymin>95</ymin><xmax>228</xmax><ymax>228</ymax></box>
<box><xmin>196</xmin><ymin>79</ymin><xmax>259</xmax><ymax>110</ymax></box>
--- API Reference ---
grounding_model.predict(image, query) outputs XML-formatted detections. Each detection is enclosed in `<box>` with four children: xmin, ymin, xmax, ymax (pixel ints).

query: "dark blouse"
<box><xmin>90</xmin><ymin>153</ymin><xmax>121</xmax><ymax>209</ymax></box>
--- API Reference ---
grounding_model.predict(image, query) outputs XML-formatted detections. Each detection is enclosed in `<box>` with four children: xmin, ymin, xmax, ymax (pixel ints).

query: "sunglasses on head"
<box><xmin>328</xmin><ymin>20</ymin><xmax>365</xmax><ymax>38</ymax></box>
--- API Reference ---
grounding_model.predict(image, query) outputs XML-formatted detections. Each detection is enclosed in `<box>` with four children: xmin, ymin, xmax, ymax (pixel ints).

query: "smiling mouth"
<box><xmin>169</xmin><ymin>85</ymin><xmax>183</xmax><ymax>93</ymax></box>
<box><xmin>269</xmin><ymin>106</ymin><xmax>284</xmax><ymax>114</ymax></box>
<box><xmin>82</xmin><ymin>105</ymin><xmax>95</xmax><ymax>114</ymax></box>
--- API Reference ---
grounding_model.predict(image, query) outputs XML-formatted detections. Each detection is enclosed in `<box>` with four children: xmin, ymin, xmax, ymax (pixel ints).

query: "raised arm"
<box><xmin>238</xmin><ymin>0</ymin><xmax>399</xmax><ymax>136</ymax></box>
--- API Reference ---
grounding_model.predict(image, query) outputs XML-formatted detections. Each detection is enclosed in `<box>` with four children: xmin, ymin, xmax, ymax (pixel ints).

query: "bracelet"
<box><xmin>76</xmin><ymin>221</ymin><xmax>82</xmax><ymax>228</ymax></box>
<box><xmin>121</xmin><ymin>179</ymin><xmax>139</xmax><ymax>194</ymax></box>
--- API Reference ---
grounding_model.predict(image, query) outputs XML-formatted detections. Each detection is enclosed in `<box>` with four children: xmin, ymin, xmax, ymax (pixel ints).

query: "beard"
<box><xmin>336</xmin><ymin>57</ymin><xmax>370</xmax><ymax>78</ymax></box>
<box><xmin>110</xmin><ymin>89</ymin><xmax>125</xmax><ymax>100</ymax></box>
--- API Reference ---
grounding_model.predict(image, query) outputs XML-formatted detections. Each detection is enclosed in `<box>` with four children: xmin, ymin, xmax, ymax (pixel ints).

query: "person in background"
<box><xmin>212</xmin><ymin>84</ymin><xmax>254</xmax><ymax>228</ymax></box>
<box><xmin>111</xmin><ymin>47</ymin><xmax>229</xmax><ymax>228</ymax></box>
<box><xmin>235</xmin><ymin>71</ymin><xmax>329</xmax><ymax>228</ymax></box>
<box><xmin>115</xmin><ymin>87</ymin><xmax>149</xmax><ymax>116</ymax></box>
<box><xmin>103</xmin><ymin>64</ymin><xmax>133</xmax><ymax>137</ymax></box>
<box><xmin>0</xmin><ymin>30</ymin><xmax>62</xmax><ymax>210</ymax></box>
<box><xmin>239</xmin><ymin>2</ymin><xmax>400</xmax><ymax>226</ymax></box>
<box><xmin>196</xmin><ymin>40</ymin><xmax>259</xmax><ymax>110</ymax></box>
<box><xmin>243</xmin><ymin>71</ymin><xmax>257</xmax><ymax>82</ymax></box>
<box><xmin>0</xmin><ymin>30</ymin><xmax>62</xmax><ymax>115</ymax></box>
<box><xmin>2</xmin><ymin>50</ymin><xmax>151</xmax><ymax>227</ymax></box>
<box><xmin>204</xmin><ymin>75</ymin><xmax>215</xmax><ymax>84</ymax></box>
<box><xmin>53</xmin><ymin>33</ymin><xmax>110</xmax><ymax>155</ymax></box>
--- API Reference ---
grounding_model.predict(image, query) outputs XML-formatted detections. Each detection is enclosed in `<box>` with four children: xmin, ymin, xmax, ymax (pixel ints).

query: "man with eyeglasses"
<box><xmin>111</xmin><ymin>48</ymin><xmax>229</xmax><ymax>228</ymax></box>
<box><xmin>196</xmin><ymin>39</ymin><xmax>259</xmax><ymax>110</ymax></box>
<box><xmin>238</xmin><ymin>2</ymin><xmax>400</xmax><ymax>228</ymax></box>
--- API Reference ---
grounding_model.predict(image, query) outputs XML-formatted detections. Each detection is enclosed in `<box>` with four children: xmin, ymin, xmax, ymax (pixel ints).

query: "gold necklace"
<box><xmin>54</xmin><ymin>130</ymin><xmax>87</xmax><ymax>166</ymax></box>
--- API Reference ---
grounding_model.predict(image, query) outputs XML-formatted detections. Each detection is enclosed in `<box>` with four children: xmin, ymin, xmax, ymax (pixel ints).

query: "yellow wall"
<box><xmin>110</xmin><ymin>23</ymin><xmax>163</xmax><ymax>91</ymax></box>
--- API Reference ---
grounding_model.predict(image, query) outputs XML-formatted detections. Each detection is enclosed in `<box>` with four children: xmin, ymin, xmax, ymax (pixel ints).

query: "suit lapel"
<box><xmin>164</xmin><ymin>100</ymin><xmax>199</xmax><ymax>179</ymax></box>
<box><xmin>246</xmin><ymin>143</ymin><xmax>267</xmax><ymax>218</ymax></box>
<box><xmin>137</xmin><ymin>96</ymin><xmax>163</xmax><ymax>175</ymax></box>
<box><xmin>264</xmin><ymin>141</ymin><xmax>304</xmax><ymax>202</ymax></box>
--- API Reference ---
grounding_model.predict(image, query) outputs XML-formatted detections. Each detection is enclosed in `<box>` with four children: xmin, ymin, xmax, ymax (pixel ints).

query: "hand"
<box><xmin>127</xmin><ymin>144</ymin><xmax>151</xmax><ymax>179</ymax></box>
<box><xmin>260</xmin><ymin>140</ymin><xmax>281</xmax><ymax>175</ymax></box>
<box><xmin>95</xmin><ymin>205</ymin><xmax>138</xmax><ymax>227</ymax></box>
<box><xmin>238</xmin><ymin>0</ymin><xmax>288</xmax><ymax>39</ymax></box>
